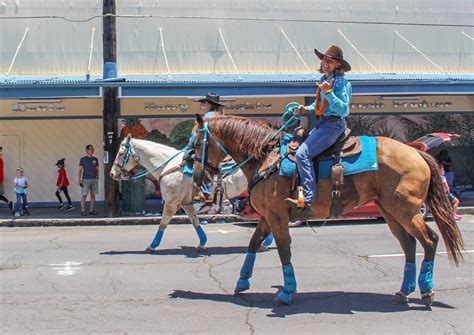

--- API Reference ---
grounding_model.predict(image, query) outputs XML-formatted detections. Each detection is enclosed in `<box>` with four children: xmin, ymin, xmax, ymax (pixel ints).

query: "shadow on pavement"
<box><xmin>100</xmin><ymin>245</ymin><xmax>248</xmax><ymax>258</ymax></box>
<box><xmin>169</xmin><ymin>289</ymin><xmax>455</xmax><ymax>317</ymax></box>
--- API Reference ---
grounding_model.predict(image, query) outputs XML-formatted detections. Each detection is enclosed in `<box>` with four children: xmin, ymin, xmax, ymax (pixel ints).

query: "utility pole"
<box><xmin>102</xmin><ymin>0</ymin><xmax>120</xmax><ymax>216</ymax></box>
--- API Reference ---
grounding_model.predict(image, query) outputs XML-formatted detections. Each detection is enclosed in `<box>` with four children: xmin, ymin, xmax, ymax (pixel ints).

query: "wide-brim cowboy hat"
<box><xmin>314</xmin><ymin>45</ymin><xmax>351</xmax><ymax>72</ymax></box>
<box><xmin>197</xmin><ymin>92</ymin><xmax>226</xmax><ymax>107</ymax></box>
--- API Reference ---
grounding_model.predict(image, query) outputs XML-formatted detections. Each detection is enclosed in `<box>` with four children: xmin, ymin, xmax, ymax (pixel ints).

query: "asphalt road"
<box><xmin>1</xmin><ymin>217</ymin><xmax>473</xmax><ymax>334</ymax></box>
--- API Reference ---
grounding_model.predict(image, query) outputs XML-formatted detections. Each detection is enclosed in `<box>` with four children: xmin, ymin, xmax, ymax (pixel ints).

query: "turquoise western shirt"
<box><xmin>306</xmin><ymin>74</ymin><xmax>352</xmax><ymax>118</ymax></box>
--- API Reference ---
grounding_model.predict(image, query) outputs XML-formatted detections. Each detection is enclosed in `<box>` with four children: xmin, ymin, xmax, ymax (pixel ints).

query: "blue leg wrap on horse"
<box><xmin>275</xmin><ymin>263</ymin><xmax>297</xmax><ymax>304</ymax></box>
<box><xmin>194</xmin><ymin>225</ymin><xmax>207</xmax><ymax>246</ymax></box>
<box><xmin>236</xmin><ymin>252</ymin><xmax>256</xmax><ymax>291</ymax></box>
<box><xmin>282</xmin><ymin>263</ymin><xmax>297</xmax><ymax>294</ymax></box>
<box><xmin>400</xmin><ymin>262</ymin><xmax>417</xmax><ymax>295</ymax></box>
<box><xmin>262</xmin><ymin>232</ymin><xmax>274</xmax><ymax>247</ymax></box>
<box><xmin>149</xmin><ymin>229</ymin><xmax>164</xmax><ymax>249</ymax></box>
<box><xmin>418</xmin><ymin>260</ymin><xmax>434</xmax><ymax>293</ymax></box>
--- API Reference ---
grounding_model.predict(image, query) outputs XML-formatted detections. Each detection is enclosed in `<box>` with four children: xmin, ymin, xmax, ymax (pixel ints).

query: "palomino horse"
<box><xmin>192</xmin><ymin>114</ymin><xmax>464</xmax><ymax>306</ymax></box>
<box><xmin>110</xmin><ymin>134</ymin><xmax>247</xmax><ymax>252</ymax></box>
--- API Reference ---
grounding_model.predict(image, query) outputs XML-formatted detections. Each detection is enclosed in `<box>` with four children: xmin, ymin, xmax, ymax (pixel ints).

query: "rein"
<box><xmin>195</xmin><ymin>104</ymin><xmax>303</xmax><ymax>213</ymax></box>
<box><xmin>117</xmin><ymin>141</ymin><xmax>190</xmax><ymax>181</ymax></box>
<box><xmin>197</xmin><ymin>103</ymin><xmax>302</xmax><ymax>178</ymax></box>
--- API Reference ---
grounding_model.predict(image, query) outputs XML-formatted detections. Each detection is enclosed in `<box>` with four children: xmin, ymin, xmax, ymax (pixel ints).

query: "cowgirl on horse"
<box><xmin>287</xmin><ymin>45</ymin><xmax>352</xmax><ymax>213</ymax></box>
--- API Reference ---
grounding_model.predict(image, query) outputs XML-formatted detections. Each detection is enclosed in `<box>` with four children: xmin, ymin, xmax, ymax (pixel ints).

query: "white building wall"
<box><xmin>0</xmin><ymin>119</ymin><xmax>104</xmax><ymax>204</ymax></box>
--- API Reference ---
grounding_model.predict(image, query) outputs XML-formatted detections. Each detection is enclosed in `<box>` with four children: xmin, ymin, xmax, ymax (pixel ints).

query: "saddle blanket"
<box><xmin>182</xmin><ymin>163</ymin><xmax>193</xmax><ymax>176</ymax></box>
<box><xmin>279</xmin><ymin>135</ymin><xmax>378</xmax><ymax>179</ymax></box>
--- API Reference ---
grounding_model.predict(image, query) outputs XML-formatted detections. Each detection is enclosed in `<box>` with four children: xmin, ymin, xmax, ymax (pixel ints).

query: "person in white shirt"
<box><xmin>13</xmin><ymin>167</ymin><xmax>29</xmax><ymax>216</ymax></box>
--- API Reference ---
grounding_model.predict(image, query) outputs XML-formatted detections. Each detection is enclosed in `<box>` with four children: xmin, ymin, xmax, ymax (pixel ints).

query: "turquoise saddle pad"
<box><xmin>279</xmin><ymin>135</ymin><xmax>378</xmax><ymax>179</ymax></box>
<box><xmin>182</xmin><ymin>163</ymin><xmax>193</xmax><ymax>176</ymax></box>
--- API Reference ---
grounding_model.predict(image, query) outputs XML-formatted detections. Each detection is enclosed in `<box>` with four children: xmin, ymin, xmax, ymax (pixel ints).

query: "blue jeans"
<box><xmin>295</xmin><ymin>117</ymin><xmax>347</xmax><ymax>204</ymax></box>
<box><xmin>15</xmin><ymin>193</ymin><xmax>28</xmax><ymax>213</ymax></box>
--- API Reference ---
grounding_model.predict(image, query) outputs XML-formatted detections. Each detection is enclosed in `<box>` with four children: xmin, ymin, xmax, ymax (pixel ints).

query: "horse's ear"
<box><xmin>195</xmin><ymin>113</ymin><xmax>204</xmax><ymax>127</ymax></box>
<box><xmin>125</xmin><ymin>134</ymin><xmax>132</xmax><ymax>143</ymax></box>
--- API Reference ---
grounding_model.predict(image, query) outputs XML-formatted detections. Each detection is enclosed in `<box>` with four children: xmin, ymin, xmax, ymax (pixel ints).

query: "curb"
<box><xmin>0</xmin><ymin>214</ymin><xmax>255</xmax><ymax>228</ymax></box>
<box><xmin>1</xmin><ymin>208</ymin><xmax>472</xmax><ymax>228</ymax></box>
<box><xmin>457</xmin><ymin>207</ymin><xmax>474</xmax><ymax>215</ymax></box>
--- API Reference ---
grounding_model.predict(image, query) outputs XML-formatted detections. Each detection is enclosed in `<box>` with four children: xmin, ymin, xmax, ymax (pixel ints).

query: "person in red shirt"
<box><xmin>0</xmin><ymin>147</ymin><xmax>13</xmax><ymax>213</ymax></box>
<box><xmin>55</xmin><ymin>159</ymin><xmax>74</xmax><ymax>210</ymax></box>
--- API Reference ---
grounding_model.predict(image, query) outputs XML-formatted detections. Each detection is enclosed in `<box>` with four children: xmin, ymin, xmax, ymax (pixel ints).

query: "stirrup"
<box><xmin>285</xmin><ymin>186</ymin><xmax>306</xmax><ymax>208</ymax></box>
<box><xmin>285</xmin><ymin>198</ymin><xmax>311</xmax><ymax>209</ymax></box>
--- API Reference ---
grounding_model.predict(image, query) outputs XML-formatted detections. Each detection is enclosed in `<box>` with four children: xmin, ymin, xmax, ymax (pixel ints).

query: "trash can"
<box><xmin>121</xmin><ymin>178</ymin><xmax>145</xmax><ymax>214</ymax></box>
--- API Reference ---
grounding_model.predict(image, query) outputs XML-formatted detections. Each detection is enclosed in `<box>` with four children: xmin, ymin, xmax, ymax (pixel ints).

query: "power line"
<box><xmin>0</xmin><ymin>14</ymin><xmax>472</xmax><ymax>28</ymax></box>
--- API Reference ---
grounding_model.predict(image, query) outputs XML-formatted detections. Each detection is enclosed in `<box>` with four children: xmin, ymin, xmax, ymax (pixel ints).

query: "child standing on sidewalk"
<box><xmin>55</xmin><ymin>158</ymin><xmax>74</xmax><ymax>211</ymax></box>
<box><xmin>13</xmin><ymin>167</ymin><xmax>29</xmax><ymax>216</ymax></box>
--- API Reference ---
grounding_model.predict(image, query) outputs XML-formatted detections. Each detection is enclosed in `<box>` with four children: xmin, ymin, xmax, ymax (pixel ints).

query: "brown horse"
<box><xmin>192</xmin><ymin>114</ymin><xmax>464</xmax><ymax>306</ymax></box>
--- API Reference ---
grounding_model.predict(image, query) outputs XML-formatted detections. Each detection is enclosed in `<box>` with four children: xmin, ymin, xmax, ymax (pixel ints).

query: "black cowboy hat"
<box><xmin>197</xmin><ymin>93</ymin><xmax>225</xmax><ymax>107</ymax></box>
<box><xmin>55</xmin><ymin>158</ymin><xmax>65</xmax><ymax>166</ymax></box>
<box><xmin>314</xmin><ymin>45</ymin><xmax>351</xmax><ymax>72</ymax></box>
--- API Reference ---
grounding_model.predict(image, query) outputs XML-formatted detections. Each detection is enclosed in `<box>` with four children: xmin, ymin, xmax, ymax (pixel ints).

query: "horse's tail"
<box><xmin>418</xmin><ymin>150</ymin><xmax>464</xmax><ymax>266</ymax></box>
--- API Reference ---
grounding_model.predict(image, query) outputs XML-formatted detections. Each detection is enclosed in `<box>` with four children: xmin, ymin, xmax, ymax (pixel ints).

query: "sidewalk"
<box><xmin>0</xmin><ymin>205</ymin><xmax>253</xmax><ymax>227</ymax></box>
<box><xmin>1</xmin><ymin>205</ymin><xmax>473</xmax><ymax>228</ymax></box>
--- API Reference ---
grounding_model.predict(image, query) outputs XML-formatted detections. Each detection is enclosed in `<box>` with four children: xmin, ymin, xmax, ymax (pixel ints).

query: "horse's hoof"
<box><xmin>421</xmin><ymin>291</ymin><xmax>435</xmax><ymax>307</ymax></box>
<box><xmin>392</xmin><ymin>291</ymin><xmax>409</xmax><ymax>305</ymax></box>
<box><xmin>196</xmin><ymin>245</ymin><xmax>207</xmax><ymax>253</ymax></box>
<box><xmin>145</xmin><ymin>247</ymin><xmax>155</xmax><ymax>254</ymax></box>
<box><xmin>274</xmin><ymin>290</ymin><xmax>292</xmax><ymax>305</ymax></box>
<box><xmin>258</xmin><ymin>245</ymin><xmax>269</xmax><ymax>252</ymax></box>
<box><xmin>234</xmin><ymin>279</ymin><xmax>250</xmax><ymax>294</ymax></box>
<box><xmin>234</xmin><ymin>287</ymin><xmax>247</xmax><ymax>294</ymax></box>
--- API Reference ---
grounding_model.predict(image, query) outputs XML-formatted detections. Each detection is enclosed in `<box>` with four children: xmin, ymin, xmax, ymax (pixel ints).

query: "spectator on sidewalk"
<box><xmin>55</xmin><ymin>158</ymin><xmax>74</xmax><ymax>211</ymax></box>
<box><xmin>78</xmin><ymin>144</ymin><xmax>99</xmax><ymax>216</ymax></box>
<box><xmin>13</xmin><ymin>167</ymin><xmax>29</xmax><ymax>216</ymax></box>
<box><xmin>0</xmin><ymin>147</ymin><xmax>13</xmax><ymax>213</ymax></box>
<box><xmin>436</xmin><ymin>149</ymin><xmax>456</xmax><ymax>194</ymax></box>
<box><xmin>440</xmin><ymin>165</ymin><xmax>462</xmax><ymax>221</ymax></box>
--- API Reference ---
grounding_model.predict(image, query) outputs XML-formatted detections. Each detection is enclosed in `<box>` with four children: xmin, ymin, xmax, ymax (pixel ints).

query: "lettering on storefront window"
<box><xmin>350</xmin><ymin>99</ymin><xmax>454</xmax><ymax>111</ymax></box>
<box><xmin>143</xmin><ymin>101</ymin><xmax>273</xmax><ymax>113</ymax></box>
<box><xmin>223</xmin><ymin>102</ymin><xmax>272</xmax><ymax>112</ymax></box>
<box><xmin>350</xmin><ymin>101</ymin><xmax>385</xmax><ymax>109</ymax></box>
<box><xmin>144</xmin><ymin>103</ymin><xmax>190</xmax><ymax>112</ymax></box>
<box><xmin>393</xmin><ymin>101</ymin><xmax>452</xmax><ymax>109</ymax></box>
<box><xmin>12</xmin><ymin>103</ymin><xmax>65</xmax><ymax>113</ymax></box>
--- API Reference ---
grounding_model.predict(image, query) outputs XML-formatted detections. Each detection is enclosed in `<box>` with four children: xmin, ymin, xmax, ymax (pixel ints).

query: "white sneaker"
<box><xmin>14</xmin><ymin>212</ymin><xmax>21</xmax><ymax>217</ymax></box>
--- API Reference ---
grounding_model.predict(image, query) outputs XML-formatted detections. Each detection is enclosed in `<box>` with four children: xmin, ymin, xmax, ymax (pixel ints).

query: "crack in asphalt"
<box><xmin>244</xmin><ymin>307</ymin><xmax>256</xmax><ymax>335</ymax></box>
<box><xmin>104</xmin><ymin>268</ymin><xmax>119</xmax><ymax>294</ymax></box>
<box><xmin>202</xmin><ymin>255</ymin><xmax>230</xmax><ymax>294</ymax></box>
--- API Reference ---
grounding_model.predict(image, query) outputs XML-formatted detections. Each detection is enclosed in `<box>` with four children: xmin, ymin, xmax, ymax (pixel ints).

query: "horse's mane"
<box><xmin>130</xmin><ymin>138</ymin><xmax>179</xmax><ymax>154</ymax></box>
<box><xmin>206</xmin><ymin>116</ymin><xmax>277</xmax><ymax>159</ymax></box>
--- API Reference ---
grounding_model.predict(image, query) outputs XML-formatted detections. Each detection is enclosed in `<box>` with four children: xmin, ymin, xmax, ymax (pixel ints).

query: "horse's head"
<box><xmin>110</xmin><ymin>134</ymin><xmax>140</xmax><ymax>180</ymax></box>
<box><xmin>193</xmin><ymin>114</ymin><xmax>228</xmax><ymax>186</ymax></box>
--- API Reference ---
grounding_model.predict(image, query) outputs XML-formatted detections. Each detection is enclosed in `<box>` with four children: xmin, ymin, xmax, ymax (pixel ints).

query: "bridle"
<box><xmin>114</xmin><ymin>140</ymin><xmax>191</xmax><ymax>181</ymax></box>
<box><xmin>113</xmin><ymin>142</ymin><xmax>140</xmax><ymax>179</ymax></box>
<box><xmin>194</xmin><ymin>112</ymin><xmax>298</xmax><ymax>179</ymax></box>
<box><xmin>194</xmin><ymin>122</ymin><xmax>231</xmax><ymax>176</ymax></box>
